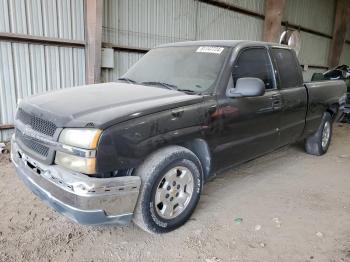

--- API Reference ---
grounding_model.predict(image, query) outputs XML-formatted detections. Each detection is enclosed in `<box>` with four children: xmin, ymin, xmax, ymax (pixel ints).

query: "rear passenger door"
<box><xmin>270</xmin><ymin>48</ymin><xmax>308</xmax><ymax>146</ymax></box>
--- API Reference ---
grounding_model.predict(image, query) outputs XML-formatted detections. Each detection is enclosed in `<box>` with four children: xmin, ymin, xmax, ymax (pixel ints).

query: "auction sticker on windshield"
<box><xmin>196</xmin><ymin>46</ymin><xmax>224</xmax><ymax>54</ymax></box>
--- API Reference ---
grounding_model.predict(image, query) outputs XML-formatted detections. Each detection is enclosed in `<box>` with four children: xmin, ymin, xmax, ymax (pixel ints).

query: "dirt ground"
<box><xmin>0</xmin><ymin>124</ymin><xmax>350</xmax><ymax>262</ymax></box>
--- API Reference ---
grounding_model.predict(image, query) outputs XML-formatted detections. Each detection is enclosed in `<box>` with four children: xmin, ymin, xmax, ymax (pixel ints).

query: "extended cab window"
<box><xmin>232</xmin><ymin>48</ymin><xmax>275</xmax><ymax>90</ymax></box>
<box><xmin>271</xmin><ymin>48</ymin><xmax>302</xmax><ymax>88</ymax></box>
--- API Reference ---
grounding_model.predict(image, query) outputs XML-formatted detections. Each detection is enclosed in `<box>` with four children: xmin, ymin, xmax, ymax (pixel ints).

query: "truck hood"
<box><xmin>19</xmin><ymin>82</ymin><xmax>203</xmax><ymax>129</ymax></box>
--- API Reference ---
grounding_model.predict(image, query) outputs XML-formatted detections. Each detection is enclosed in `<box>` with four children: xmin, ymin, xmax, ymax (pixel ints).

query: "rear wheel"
<box><xmin>133</xmin><ymin>146</ymin><xmax>202</xmax><ymax>233</ymax></box>
<box><xmin>305</xmin><ymin>112</ymin><xmax>332</xmax><ymax>155</ymax></box>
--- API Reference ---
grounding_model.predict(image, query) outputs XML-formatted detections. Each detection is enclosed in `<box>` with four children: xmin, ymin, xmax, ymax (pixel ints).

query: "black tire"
<box><xmin>132</xmin><ymin>146</ymin><xmax>203</xmax><ymax>234</ymax></box>
<box><xmin>305</xmin><ymin>112</ymin><xmax>333</xmax><ymax>156</ymax></box>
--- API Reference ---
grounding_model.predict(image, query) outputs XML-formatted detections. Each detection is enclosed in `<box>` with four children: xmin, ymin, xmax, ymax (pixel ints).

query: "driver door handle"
<box><xmin>270</xmin><ymin>94</ymin><xmax>282</xmax><ymax>110</ymax></box>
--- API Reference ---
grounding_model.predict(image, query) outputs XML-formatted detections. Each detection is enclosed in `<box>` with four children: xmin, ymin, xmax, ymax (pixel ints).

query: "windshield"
<box><xmin>122</xmin><ymin>46</ymin><xmax>229</xmax><ymax>94</ymax></box>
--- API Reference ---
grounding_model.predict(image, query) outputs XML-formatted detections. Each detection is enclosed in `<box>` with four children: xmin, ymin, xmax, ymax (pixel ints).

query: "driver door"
<box><xmin>213</xmin><ymin>47</ymin><xmax>282</xmax><ymax>169</ymax></box>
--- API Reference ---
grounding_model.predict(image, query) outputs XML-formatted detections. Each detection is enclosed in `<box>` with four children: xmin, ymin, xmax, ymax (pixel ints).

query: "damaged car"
<box><xmin>11</xmin><ymin>40</ymin><xmax>346</xmax><ymax>233</ymax></box>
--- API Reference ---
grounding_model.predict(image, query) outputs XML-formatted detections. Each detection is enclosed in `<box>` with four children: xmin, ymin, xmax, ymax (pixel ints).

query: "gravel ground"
<box><xmin>0</xmin><ymin>124</ymin><xmax>350</xmax><ymax>262</ymax></box>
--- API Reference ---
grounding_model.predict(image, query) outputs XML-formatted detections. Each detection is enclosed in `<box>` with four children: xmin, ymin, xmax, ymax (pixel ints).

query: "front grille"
<box><xmin>17</xmin><ymin>108</ymin><xmax>57</xmax><ymax>137</ymax></box>
<box><xmin>15</xmin><ymin>129</ymin><xmax>49</xmax><ymax>157</ymax></box>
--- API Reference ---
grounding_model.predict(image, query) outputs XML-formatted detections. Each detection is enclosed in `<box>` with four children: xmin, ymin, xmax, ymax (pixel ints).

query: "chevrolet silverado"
<box><xmin>11</xmin><ymin>40</ymin><xmax>346</xmax><ymax>233</ymax></box>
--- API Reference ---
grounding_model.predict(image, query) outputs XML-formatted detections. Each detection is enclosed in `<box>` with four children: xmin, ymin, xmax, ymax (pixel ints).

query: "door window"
<box><xmin>271</xmin><ymin>48</ymin><xmax>303</xmax><ymax>88</ymax></box>
<box><xmin>232</xmin><ymin>48</ymin><xmax>276</xmax><ymax>90</ymax></box>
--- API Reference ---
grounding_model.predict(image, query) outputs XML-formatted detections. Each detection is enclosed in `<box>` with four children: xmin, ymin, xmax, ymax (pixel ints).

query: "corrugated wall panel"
<box><xmin>102</xmin><ymin>51</ymin><xmax>144</xmax><ymax>82</ymax></box>
<box><xmin>103</xmin><ymin>0</ymin><xmax>119</xmax><ymax>43</ymax></box>
<box><xmin>283</xmin><ymin>0</ymin><xmax>336</xmax><ymax>35</ymax></box>
<box><xmin>0</xmin><ymin>0</ymin><xmax>86</xmax><ymax>141</ymax></box>
<box><xmin>0</xmin><ymin>42</ymin><xmax>17</xmax><ymax>127</ymax></box>
<box><xmin>103</xmin><ymin>0</ymin><xmax>197</xmax><ymax>48</ymax></box>
<box><xmin>44</xmin><ymin>46</ymin><xmax>61</xmax><ymax>91</ymax></box>
<box><xmin>12</xmin><ymin>43</ymin><xmax>32</xmax><ymax>99</ymax></box>
<box><xmin>29</xmin><ymin>45</ymin><xmax>47</xmax><ymax>94</ymax></box>
<box><xmin>0</xmin><ymin>0</ymin><xmax>10</xmax><ymax>32</ymax></box>
<box><xmin>102</xmin><ymin>0</ymin><xmax>197</xmax><ymax>82</ymax></box>
<box><xmin>196</xmin><ymin>2</ymin><xmax>263</xmax><ymax>40</ymax></box>
<box><xmin>8</xmin><ymin>0</ymin><xmax>27</xmax><ymax>34</ymax></box>
<box><xmin>297</xmin><ymin>32</ymin><xmax>331</xmax><ymax>67</ymax></box>
<box><xmin>102</xmin><ymin>0</ymin><xmax>264</xmax><ymax>82</ymax></box>
<box><xmin>42</xmin><ymin>0</ymin><xmax>59</xmax><ymax>38</ymax></box>
<box><xmin>71</xmin><ymin>0</ymin><xmax>85</xmax><ymax>41</ymax></box>
<box><xmin>0</xmin><ymin>129</ymin><xmax>14</xmax><ymax>142</ymax></box>
<box><xmin>222</xmin><ymin>0</ymin><xmax>265</xmax><ymax>14</ymax></box>
<box><xmin>57</xmin><ymin>0</ymin><xmax>73</xmax><ymax>39</ymax></box>
<box><xmin>26</xmin><ymin>0</ymin><xmax>44</xmax><ymax>36</ymax></box>
<box><xmin>340</xmin><ymin>44</ymin><xmax>350</xmax><ymax>65</ymax></box>
<box><xmin>73</xmin><ymin>48</ymin><xmax>86</xmax><ymax>86</ymax></box>
<box><xmin>283</xmin><ymin>0</ymin><xmax>335</xmax><ymax>81</ymax></box>
<box><xmin>59</xmin><ymin>47</ymin><xmax>74</xmax><ymax>88</ymax></box>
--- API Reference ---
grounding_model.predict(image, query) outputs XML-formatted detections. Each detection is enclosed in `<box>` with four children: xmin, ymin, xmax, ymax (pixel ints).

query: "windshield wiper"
<box><xmin>177</xmin><ymin>89</ymin><xmax>198</xmax><ymax>95</ymax></box>
<box><xmin>118</xmin><ymin>77</ymin><xmax>138</xmax><ymax>84</ymax></box>
<box><xmin>141</xmin><ymin>81</ymin><xmax>178</xmax><ymax>90</ymax></box>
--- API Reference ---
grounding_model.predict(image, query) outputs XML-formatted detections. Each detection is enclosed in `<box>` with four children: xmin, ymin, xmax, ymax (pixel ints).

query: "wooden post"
<box><xmin>85</xmin><ymin>0</ymin><xmax>103</xmax><ymax>84</ymax></box>
<box><xmin>263</xmin><ymin>0</ymin><xmax>285</xmax><ymax>42</ymax></box>
<box><xmin>328</xmin><ymin>0</ymin><xmax>350</xmax><ymax>68</ymax></box>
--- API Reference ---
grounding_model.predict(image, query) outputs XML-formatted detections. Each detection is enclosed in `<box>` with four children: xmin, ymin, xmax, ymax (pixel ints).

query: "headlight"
<box><xmin>59</xmin><ymin>128</ymin><xmax>102</xmax><ymax>149</ymax></box>
<box><xmin>56</xmin><ymin>128</ymin><xmax>101</xmax><ymax>174</ymax></box>
<box><xmin>55</xmin><ymin>151</ymin><xmax>96</xmax><ymax>174</ymax></box>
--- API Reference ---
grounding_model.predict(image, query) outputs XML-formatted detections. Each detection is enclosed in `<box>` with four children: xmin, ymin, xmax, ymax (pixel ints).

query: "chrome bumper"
<box><xmin>11</xmin><ymin>138</ymin><xmax>141</xmax><ymax>225</ymax></box>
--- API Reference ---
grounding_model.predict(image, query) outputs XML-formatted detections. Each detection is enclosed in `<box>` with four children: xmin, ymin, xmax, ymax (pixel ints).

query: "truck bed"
<box><xmin>303</xmin><ymin>80</ymin><xmax>346</xmax><ymax>136</ymax></box>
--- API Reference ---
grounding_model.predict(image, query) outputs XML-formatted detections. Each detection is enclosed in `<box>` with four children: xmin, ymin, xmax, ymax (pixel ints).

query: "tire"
<box><xmin>305</xmin><ymin>112</ymin><xmax>333</xmax><ymax>156</ymax></box>
<box><xmin>132</xmin><ymin>146</ymin><xmax>203</xmax><ymax>234</ymax></box>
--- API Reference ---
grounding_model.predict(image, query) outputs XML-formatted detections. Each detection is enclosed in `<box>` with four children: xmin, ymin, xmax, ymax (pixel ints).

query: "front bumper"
<box><xmin>11</xmin><ymin>138</ymin><xmax>141</xmax><ymax>225</ymax></box>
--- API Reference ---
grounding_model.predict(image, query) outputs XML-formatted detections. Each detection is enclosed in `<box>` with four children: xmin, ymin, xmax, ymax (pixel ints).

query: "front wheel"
<box><xmin>132</xmin><ymin>146</ymin><xmax>203</xmax><ymax>233</ymax></box>
<box><xmin>305</xmin><ymin>112</ymin><xmax>333</xmax><ymax>156</ymax></box>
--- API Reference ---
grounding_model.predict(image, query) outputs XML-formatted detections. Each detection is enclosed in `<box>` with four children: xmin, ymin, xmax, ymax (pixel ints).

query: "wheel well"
<box><xmin>181</xmin><ymin>139</ymin><xmax>213</xmax><ymax>181</ymax></box>
<box><xmin>327</xmin><ymin>104</ymin><xmax>339</xmax><ymax>120</ymax></box>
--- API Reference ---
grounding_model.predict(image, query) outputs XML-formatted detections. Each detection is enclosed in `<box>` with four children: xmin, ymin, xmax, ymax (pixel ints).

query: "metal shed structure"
<box><xmin>1</xmin><ymin>0</ymin><xmax>350</xmax><ymax>141</ymax></box>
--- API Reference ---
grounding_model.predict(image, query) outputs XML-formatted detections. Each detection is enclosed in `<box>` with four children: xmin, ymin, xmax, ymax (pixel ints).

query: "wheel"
<box><xmin>132</xmin><ymin>146</ymin><xmax>203</xmax><ymax>234</ymax></box>
<box><xmin>305</xmin><ymin>112</ymin><xmax>332</xmax><ymax>156</ymax></box>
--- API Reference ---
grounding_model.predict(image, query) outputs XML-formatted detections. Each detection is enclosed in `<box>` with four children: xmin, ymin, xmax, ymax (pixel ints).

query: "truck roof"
<box><xmin>158</xmin><ymin>40</ymin><xmax>290</xmax><ymax>49</ymax></box>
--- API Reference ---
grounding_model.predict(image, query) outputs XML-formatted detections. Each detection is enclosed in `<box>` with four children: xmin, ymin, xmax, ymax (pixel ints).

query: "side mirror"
<box><xmin>227</xmin><ymin>77</ymin><xmax>265</xmax><ymax>98</ymax></box>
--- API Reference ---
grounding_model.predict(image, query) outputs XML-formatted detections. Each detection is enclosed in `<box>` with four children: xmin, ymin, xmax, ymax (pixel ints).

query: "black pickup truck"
<box><xmin>11</xmin><ymin>40</ymin><xmax>346</xmax><ymax>233</ymax></box>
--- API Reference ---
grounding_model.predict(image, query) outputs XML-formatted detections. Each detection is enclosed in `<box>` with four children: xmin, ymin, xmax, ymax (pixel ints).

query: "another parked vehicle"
<box><xmin>312</xmin><ymin>65</ymin><xmax>350</xmax><ymax>122</ymax></box>
<box><xmin>11</xmin><ymin>40</ymin><xmax>346</xmax><ymax>233</ymax></box>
